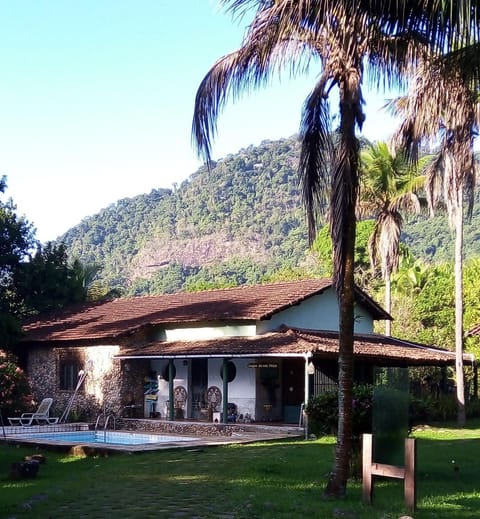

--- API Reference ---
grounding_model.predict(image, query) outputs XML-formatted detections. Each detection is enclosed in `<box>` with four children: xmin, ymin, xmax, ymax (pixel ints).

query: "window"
<box><xmin>59</xmin><ymin>352</ymin><xmax>84</xmax><ymax>390</ymax></box>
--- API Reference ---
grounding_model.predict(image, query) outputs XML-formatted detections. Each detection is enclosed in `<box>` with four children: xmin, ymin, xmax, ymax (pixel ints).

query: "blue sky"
<box><xmin>0</xmin><ymin>1</ymin><xmax>398</xmax><ymax>243</ymax></box>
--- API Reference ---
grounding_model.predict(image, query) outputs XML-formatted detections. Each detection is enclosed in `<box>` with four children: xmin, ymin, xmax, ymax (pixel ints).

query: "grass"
<box><xmin>1</xmin><ymin>421</ymin><xmax>480</xmax><ymax>518</ymax></box>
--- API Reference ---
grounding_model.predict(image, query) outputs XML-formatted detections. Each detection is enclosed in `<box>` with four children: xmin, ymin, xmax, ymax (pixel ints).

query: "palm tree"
<box><xmin>192</xmin><ymin>0</ymin><xmax>479</xmax><ymax>496</ymax></box>
<box><xmin>392</xmin><ymin>44</ymin><xmax>480</xmax><ymax>425</ymax></box>
<box><xmin>358</xmin><ymin>142</ymin><xmax>428</xmax><ymax>335</ymax></box>
<box><xmin>70</xmin><ymin>259</ymin><xmax>122</xmax><ymax>302</ymax></box>
<box><xmin>391</xmin><ymin>253</ymin><xmax>433</xmax><ymax>297</ymax></box>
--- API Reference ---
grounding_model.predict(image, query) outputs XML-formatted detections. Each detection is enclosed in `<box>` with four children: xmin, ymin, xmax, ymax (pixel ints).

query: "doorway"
<box><xmin>190</xmin><ymin>358</ymin><xmax>208</xmax><ymax>420</ymax></box>
<box><xmin>282</xmin><ymin>359</ymin><xmax>304</xmax><ymax>423</ymax></box>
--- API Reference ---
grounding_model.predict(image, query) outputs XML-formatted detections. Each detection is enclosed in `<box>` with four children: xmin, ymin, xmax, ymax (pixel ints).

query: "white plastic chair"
<box><xmin>8</xmin><ymin>398</ymin><xmax>59</xmax><ymax>426</ymax></box>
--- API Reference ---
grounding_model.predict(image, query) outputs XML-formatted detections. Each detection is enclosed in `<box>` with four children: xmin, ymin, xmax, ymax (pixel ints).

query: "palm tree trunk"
<box><xmin>385</xmin><ymin>273</ymin><xmax>392</xmax><ymax>336</ymax></box>
<box><xmin>332</xmin><ymin>223</ymin><xmax>356</xmax><ymax>495</ymax></box>
<box><xmin>325</xmin><ymin>218</ymin><xmax>356</xmax><ymax>499</ymax></box>
<box><xmin>455</xmin><ymin>194</ymin><xmax>466</xmax><ymax>425</ymax></box>
<box><xmin>324</xmin><ymin>70</ymin><xmax>359</xmax><ymax>497</ymax></box>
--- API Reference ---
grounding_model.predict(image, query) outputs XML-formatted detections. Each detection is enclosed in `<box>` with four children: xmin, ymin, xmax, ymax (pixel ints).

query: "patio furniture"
<box><xmin>174</xmin><ymin>386</ymin><xmax>187</xmax><ymax>419</ymax></box>
<box><xmin>227</xmin><ymin>403</ymin><xmax>238</xmax><ymax>422</ymax></box>
<box><xmin>8</xmin><ymin>398</ymin><xmax>59</xmax><ymax>426</ymax></box>
<box><xmin>206</xmin><ymin>386</ymin><xmax>222</xmax><ymax>422</ymax></box>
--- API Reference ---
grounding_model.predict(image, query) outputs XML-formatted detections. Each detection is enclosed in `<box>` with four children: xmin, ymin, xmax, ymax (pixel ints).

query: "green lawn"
<box><xmin>1</xmin><ymin>422</ymin><xmax>480</xmax><ymax>518</ymax></box>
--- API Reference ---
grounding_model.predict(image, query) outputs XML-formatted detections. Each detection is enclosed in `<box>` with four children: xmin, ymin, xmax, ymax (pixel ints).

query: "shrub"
<box><xmin>467</xmin><ymin>397</ymin><xmax>480</xmax><ymax>419</ymax></box>
<box><xmin>305</xmin><ymin>384</ymin><xmax>374</xmax><ymax>440</ymax></box>
<box><xmin>0</xmin><ymin>351</ymin><xmax>34</xmax><ymax>417</ymax></box>
<box><xmin>305</xmin><ymin>390</ymin><xmax>338</xmax><ymax>436</ymax></box>
<box><xmin>306</xmin><ymin>385</ymin><xmax>478</xmax><ymax>438</ymax></box>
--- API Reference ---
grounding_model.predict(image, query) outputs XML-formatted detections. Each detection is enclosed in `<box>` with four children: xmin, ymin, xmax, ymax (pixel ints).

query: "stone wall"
<box><xmin>116</xmin><ymin>418</ymin><xmax>237</xmax><ymax>437</ymax></box>
<box><xmin>26</xmin><ymin>344</ymin><xmax>145</xmax><ymax>421</ymax></box>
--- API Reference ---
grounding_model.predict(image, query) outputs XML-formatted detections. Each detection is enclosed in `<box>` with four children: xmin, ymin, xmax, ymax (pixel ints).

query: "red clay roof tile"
<box><xmin>117</xmin><ymin>328</ymin><xmax>468</xmax><ymax>367</ymax></box>
<box><xmin>21</xmin><ymin>279</ymin><xmax>388</xmax><ymax>343</ymax></box>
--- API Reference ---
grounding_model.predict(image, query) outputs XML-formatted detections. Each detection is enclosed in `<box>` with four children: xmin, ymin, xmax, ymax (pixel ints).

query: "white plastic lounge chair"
<box><xmin>8</xmin><ymin>398</ymin><xmax>59</xmax><ymax>426</ymax></box>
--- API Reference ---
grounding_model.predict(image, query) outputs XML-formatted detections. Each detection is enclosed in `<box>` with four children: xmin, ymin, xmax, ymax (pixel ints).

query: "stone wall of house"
<box><xmin>84</xmin><ymin>345</ymin><xmax>122</xmax><ymax>419</ymax></box>
<box><xmin>119</xmin><ymin>357</ymin><xmax>151</xmax><ymax>416</ymax></box>
<box><xmin>26</xmin><ymin>344</ymin><xmax>151</xmax><ymax>421</ymax></box>
<box><xmin>27</xmin><ymin>346</ymin><xmax>55</xmax><ymax>404</ymax></box>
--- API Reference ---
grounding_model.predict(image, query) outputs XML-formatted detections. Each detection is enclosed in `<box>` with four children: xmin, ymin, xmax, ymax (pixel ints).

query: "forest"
<box><xmin>59</xmin><ymin>136</ymin><xmax>480</xmax><ymax>286</ymax></box>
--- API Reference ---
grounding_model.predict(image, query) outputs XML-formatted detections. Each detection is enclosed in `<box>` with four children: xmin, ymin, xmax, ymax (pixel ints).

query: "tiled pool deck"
<box><xmin>1</xmin><ymin>419</ymin><xmax>305</xmax><ymax>454</ymax></box>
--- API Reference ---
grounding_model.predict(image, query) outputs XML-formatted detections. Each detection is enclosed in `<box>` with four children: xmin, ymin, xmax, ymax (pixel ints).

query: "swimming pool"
<box><xmin>12</xmin><ymin>430</ymin><xmax>200</xmax><ymax>447</ymax></box>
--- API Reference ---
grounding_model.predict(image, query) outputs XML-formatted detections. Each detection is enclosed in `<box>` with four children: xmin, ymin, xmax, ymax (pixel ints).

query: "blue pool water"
<box><xmin>15</xmin><ymin>430</ymin><xmax>199</xmax><ymax>446</ymax></box>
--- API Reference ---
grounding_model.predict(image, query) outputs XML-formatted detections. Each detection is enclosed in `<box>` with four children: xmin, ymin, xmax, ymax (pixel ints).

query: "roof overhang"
<box><xmin>114</xmin><ymin>328</ymin><xmax>471</xmax><ymax>368</ymax></box>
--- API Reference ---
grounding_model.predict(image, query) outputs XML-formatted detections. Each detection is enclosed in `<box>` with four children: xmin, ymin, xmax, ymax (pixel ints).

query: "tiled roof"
<box><xmin>21</xmin><ymin>278</ymin><xmax>389</xmax><ymax>344</ymax></box>
<box><xmin>118</xmin><ymin>327</ymin><xmax>471</xmax><ymax>367</ymax></box>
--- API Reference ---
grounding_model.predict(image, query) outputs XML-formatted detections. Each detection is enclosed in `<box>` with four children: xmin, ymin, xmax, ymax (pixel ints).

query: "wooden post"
<box><xmin>362</xmin><ymin>433</ymin><xmax>416</xmax><ymax>512</ymax></box>
<box><xmin>404</xmin><ymin>438</ymin><xmax>416</xmax><ymax>511</ymax></box>
<box><xmin>362</xmin><ymin>433</ymin><xmax>373</xmax><ymax>504</ymax></box>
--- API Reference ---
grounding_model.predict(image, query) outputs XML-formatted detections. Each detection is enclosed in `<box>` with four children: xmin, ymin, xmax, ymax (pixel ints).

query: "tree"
<box><xmin>0</xmin><ymin>350</ymin><xmax>34</xmax><ymax>416</ymax></box>
<box><xmin>358</xmin><ymin>142</ymin><xmax>428</xmax><ymax>335</ymax></box>
<box><xmin>70</xmin><ymin>258</ymin><xmax>122</xmax><ymax>301</ymax></box>
<box><xmin>312</xmin><ymin>220</ymin><xmax>375</xmax><ymax>287</ymax></box>
<box><xmin>192</xmin><ymin>0</ymin><xmax>478</xmax><ymax>496</ymax></box>
<box><xmin>392</xmin><ymin>43</ymin><xmax>480</xmax><ymax>425</ymax></box>
<box><xmin>17</xmin><ymin>243</ymin><xmax>87</xmax><ymax>315</ymax></box>
<box><xmin>0</xmin><ymin>176</ymin><xmax>37</xmax><ymax>348</ymax></box>
<box><xmin>391</xmin><ymin>252</ymin><xmax>433</xmax><ymax>298</ymax></box>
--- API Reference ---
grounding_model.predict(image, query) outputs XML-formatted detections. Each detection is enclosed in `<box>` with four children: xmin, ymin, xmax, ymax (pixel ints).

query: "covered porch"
<box><xmin>116</xmin><ymin>327</ymin><xmax>474</xmax><ymax>425</ymax></box>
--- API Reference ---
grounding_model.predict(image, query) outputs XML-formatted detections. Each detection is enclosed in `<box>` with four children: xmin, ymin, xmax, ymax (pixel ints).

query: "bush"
<box><xmin>0</xmin><ymin>351</ymin><xmax>34</xmax><ymax>417</ymax></box>
<box><xmin>305</xmin><ymin>384</ymin><xmax>374</xmax><ymax>440</ymax></box>
<box><xmin>409</xmin><ymin>393</ymin><xmax>459</xmax><ymax>425</ymax></box>
<box><xmin>467</xmin><ymin>397</ymin><xmax>480</xmax><ymax>419</ymax></box>
<box><xmin>305</xmin><ymin>390</ymin><xmax>338</xmax><ymax>436</ymax></box>
<box><xmin>306</xmin><ymin>385</ymin><xmax>478</xmax><ymax>438</ymax></box>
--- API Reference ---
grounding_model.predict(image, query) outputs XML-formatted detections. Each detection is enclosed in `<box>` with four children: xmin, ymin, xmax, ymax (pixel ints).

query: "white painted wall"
<box><xmin>147</xmin><ymin>359</ymin><xmax>189</xmax><ymax>418</ymax></box>
<box><xmin>256</xmin><ymin>288</ymin><xmax>374</xmax><ymax>334</ymax></box>
<box><xmin>144</xmin><ymin>358</ymin><xmax>258</xmax><ymax>420</ymax></box>
<box><xmin>165</xmin><ymin>324</ymin><xmax>256</xmax><ymax>341</ymax></box>
<box><xmin>207</xmin><ymin>358</ymin><xmax>256</xmax><ymax>419</ymax></box>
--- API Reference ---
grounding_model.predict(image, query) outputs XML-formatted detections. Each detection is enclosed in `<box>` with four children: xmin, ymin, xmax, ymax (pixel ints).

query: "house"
<box><xmin>18</xmin><ymin>278</ymin><xmax>472</xmax><ymax>424</ymax></box>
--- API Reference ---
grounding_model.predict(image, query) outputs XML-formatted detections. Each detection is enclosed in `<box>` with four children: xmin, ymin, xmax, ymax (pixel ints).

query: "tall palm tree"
<box><xmin>192</xmin><ymin>0</ymin><xmax>479</xmax><ymax>496</ymax></box>
<box><xmin>358</xmin><ymin>142</ymin><xmax>428</xmax><ymax>335</ymax></box>
<box><xmin>392</xmin><ymin>44</ymin><xmax>480</xmax><ymax>425</ymax></box>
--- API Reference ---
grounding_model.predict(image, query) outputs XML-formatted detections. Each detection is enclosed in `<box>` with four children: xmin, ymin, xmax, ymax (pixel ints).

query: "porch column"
<box><xmin>222</xmin><ymin>358</ymin><xmax>228</xmax><ymax>424</ymax></box>
<box><xmin>304</xmin><ymin>356</ymin><xmax>314</xmax><ymax>436</ymax></box>
<box><xmin>168</xmin><ymin>360</ymin><xmax>174</xmax><ymax>421</ymax></box>
<box><xmin>304</xmin><ymin>356</ymin><xmax>312</xmax><ymax>407</ymax></box>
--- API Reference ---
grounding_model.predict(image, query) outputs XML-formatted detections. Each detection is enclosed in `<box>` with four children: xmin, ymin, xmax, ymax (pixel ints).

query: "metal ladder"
<box><xmin>94</xmin><ymin>412</ymin><xmax>116</xmax><ymax>442</ymax></box>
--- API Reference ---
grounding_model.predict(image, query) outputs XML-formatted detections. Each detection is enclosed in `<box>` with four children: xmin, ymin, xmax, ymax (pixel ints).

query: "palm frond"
<box><xmin>192</xmin><ymin>5</ymin><xmax>319</xmax><ymax>164</ymax></box>
<box><xmin>299</xmin><ymin>75</ymin><xmax>333</xmax><ymax>242</ymax></box>
<box><xmin>370</xmin><ymin>211</ymin><xmax>402</xmax><ymax>279</ymax></box>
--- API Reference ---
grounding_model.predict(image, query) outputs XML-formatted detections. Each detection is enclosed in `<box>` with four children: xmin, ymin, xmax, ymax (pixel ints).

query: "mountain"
<box><xmin>402</xmin><ymin>194</ymin><xmax>480</xmax><ymax>263</ymax></box>
<box><xmin>60</xmin><ymin>136</ymin><xmax>314</xmax><ymax>294</ymax></box>
<box><xmin>59</xmin><ymin>136</ymin><xmax>480</xmax><ymax>295</ymax></box>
